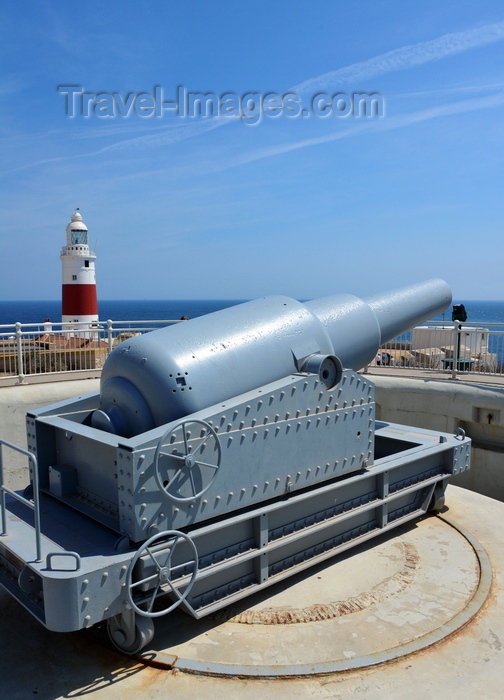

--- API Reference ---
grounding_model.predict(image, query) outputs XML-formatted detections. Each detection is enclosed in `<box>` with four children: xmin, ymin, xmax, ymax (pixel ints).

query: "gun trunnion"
<box><xmin>0</xmin><ymin>279</ymin><xmax>471</xmax><ymax>654</ymax></box>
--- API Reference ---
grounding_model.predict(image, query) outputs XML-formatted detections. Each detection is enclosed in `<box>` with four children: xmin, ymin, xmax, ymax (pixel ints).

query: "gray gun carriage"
<box><xmin>0</xmin><ymin>279</ymin><xmax>471</xmax><ymax>654</ymax></box>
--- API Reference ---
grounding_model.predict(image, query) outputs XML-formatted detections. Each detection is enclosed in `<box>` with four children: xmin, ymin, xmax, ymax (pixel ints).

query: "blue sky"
<box><xmin>1</xmin><ymin>1</ymin><xmax>504</xmax><ymax>301</ymax></box>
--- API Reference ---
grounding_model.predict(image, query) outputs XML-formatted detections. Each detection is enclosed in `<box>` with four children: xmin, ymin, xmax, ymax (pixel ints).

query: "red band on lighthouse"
<box><xmin>62</xmin><ymin>284</ymin><xmax>98</xmax><ymax>316</ymax></box>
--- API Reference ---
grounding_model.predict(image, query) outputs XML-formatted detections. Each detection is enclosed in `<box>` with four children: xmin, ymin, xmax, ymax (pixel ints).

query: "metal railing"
<box><xmin>0</xmin><ymin>439</ymin><xmax>42</xmax><ymax>562</ymax></box>
<box><xmin>1</xmin><ymin>317</ymin><xmax>504</xmax><ymax>384</ymax></box>
<box><xmin>0</xmin><ymin>318</ymin><xmax>181</xmax><ymax>384</ymax></box>
<box><xmin>371</xmin><ymin>321</ymin><xmax>504</xmax><ymax>379</ymax></box>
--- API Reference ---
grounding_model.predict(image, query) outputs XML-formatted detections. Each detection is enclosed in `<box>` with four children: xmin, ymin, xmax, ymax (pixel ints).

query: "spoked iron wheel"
<box><xmin>127</xmin><ymin>530</ymin><xmax>198</xmax><ymax>618</ymax></box>
<box><xmin>154</xmin><ymin>419</ymin><xmax>222</xmax><ymax>502</ymax></box>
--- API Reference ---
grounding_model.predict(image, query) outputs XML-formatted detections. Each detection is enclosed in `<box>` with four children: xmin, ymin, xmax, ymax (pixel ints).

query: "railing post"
<box><xmin>107</xmin><ymin>320</ymin><xmax>113</xmax><ymax>354</ymax></box>
<box><xmin>30</xmin><ymin>451</ymin><xmax>42</xmax><ymax>563</ymax></box>
<box><xmin>15</xmin><ymin>322</ymin><xmax>24</xmax><ymax>383</ymax></box>
<box><xmin>451</xmin><ymin>323</ymin><xmax>460</xmax><ymax>380</ymax></box>
<box><xmin>0</xmin><ymin>445</ymin><xmax>6</xmax><ymax>537</ymax></box>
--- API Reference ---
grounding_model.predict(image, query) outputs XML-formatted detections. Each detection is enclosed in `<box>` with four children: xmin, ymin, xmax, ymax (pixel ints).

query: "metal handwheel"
<box><xmin>154</xmin><ymin>419</ymin><xmax>222</xmax><ymax>502</ymax></box>
<box><xmin>127</xmin><ymin>530</ymin><xmax>198</xmax><ymax>618</ymax></box>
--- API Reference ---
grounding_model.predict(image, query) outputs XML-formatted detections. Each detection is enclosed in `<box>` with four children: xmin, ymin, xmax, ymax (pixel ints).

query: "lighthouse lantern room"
<box><xmin>61</xmin><ymin>209</ymin><xmax>99</xmax><ymax>334</ymax></box>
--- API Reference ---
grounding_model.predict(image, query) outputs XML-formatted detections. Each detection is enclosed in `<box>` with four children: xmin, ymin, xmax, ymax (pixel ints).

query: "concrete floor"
<box><xmin>0</xmin><ymin>376</ymin><xmax>503</xmax><ymax>697</ymax></box>
<box><xmin>0</xmin><ymin>484</ymin><xmax>503</xmax><ymax>699</ymax></box>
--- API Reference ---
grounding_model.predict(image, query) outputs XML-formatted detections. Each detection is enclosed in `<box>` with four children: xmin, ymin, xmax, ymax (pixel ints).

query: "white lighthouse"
<box><xmin>61</xmin><ymin>209</ymin><xmax>99</xmax><ymax>334</ymax></box>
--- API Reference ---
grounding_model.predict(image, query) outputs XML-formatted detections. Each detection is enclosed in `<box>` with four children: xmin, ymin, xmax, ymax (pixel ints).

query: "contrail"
<box><xmin>291</xmin><ymin>21</ymin><xmax>504</xmax><ymax>93</ymax></box>
<box><xmin>212</xmin><ymin>92</ymin><xmax>504</xmax><ymax>170</ymax></box>
<box><xmin>3</xmin><ymin>22</ymin><xmax>504</xmax><ymax>177</ymax></box>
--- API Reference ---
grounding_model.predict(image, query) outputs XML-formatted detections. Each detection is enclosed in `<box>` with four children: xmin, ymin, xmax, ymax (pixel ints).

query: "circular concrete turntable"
<box><xmin>139</xmin><ymin>512</ymin><xmax>491</xmax><ymax>677</ymax></box>
<box><xmin>1</xmin><ymin>486</ymin><xmax>502</xmax><ymax>699</ymax></box>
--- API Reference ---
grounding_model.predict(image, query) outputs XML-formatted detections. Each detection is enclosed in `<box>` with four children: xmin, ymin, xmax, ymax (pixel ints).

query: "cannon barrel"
<box><xmin>93</xmin><ymin>279</ymin><xmax>451</xmax><ymax>437</ymax></box>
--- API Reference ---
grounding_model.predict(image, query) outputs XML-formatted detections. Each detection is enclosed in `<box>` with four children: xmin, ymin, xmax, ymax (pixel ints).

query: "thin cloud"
<box><xmin>0</xmin><ymin>118</ymin><xmax>228</xmax><ymax>177</ymax></box>
<box><xmin>93</xmin><ymin>116</ymin><xmax>228</xmax><ymax>153</ymax></box>
<box><xmin>3</xmin><ymin>21</ymin><xmax>504</xmax><ymax>177</ymax></box>
<box><xmin>389</xmin><ymin>82</ymin><xmax>504</xmax><ymax>100</ymax></box>
<box><xmin>291</xmin><ymin>21</ymin><xmax>504</xmax><ymax>93</ymax></box>
<box><xmin>213</xmin><ymin>92</ymin><xmax>504</xmax><ymax>170</ymax></box>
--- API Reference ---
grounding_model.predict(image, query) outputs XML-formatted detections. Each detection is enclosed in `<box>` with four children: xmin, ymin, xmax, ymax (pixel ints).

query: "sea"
<box><xmin>1</xmin><ymin>298</ymin><xmax>504</xmax><ymax>365</ymax></box>
<box><xmin>1</xmin><ymin>299</ymin><xmax>504</xmax><ymax>327</ymax></box>
<box><xmin>0</xmin><ymin>300</ymin><xmax>245</xmax><ymax>326</ymax></box>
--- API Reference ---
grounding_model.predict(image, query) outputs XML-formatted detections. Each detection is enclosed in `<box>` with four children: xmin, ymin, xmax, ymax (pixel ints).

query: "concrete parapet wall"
<box><xmin>0</xmin><ymin>378</ymin><xmax>99</xmax><ymax>489</ymax></box>
<box><xmin>1</xmin><ymin>375</ymin><xmax>502</xmax><ymax>501</ymax></box>
<box><xmin>373</xmin><ymin>375</ymin><xmax>504</xmax><ymax>501</ymax></box>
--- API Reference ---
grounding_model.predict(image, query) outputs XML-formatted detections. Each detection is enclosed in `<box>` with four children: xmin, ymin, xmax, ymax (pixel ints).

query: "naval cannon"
<box><xmin>92</xmin><ymin>278</ymin><xmax>451</xmax><ymax>437</ymax></box>
<box><xmin>0</xmin><ymin>279</ymin><xmax>471</xmax><ymax>654</ymax></box>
